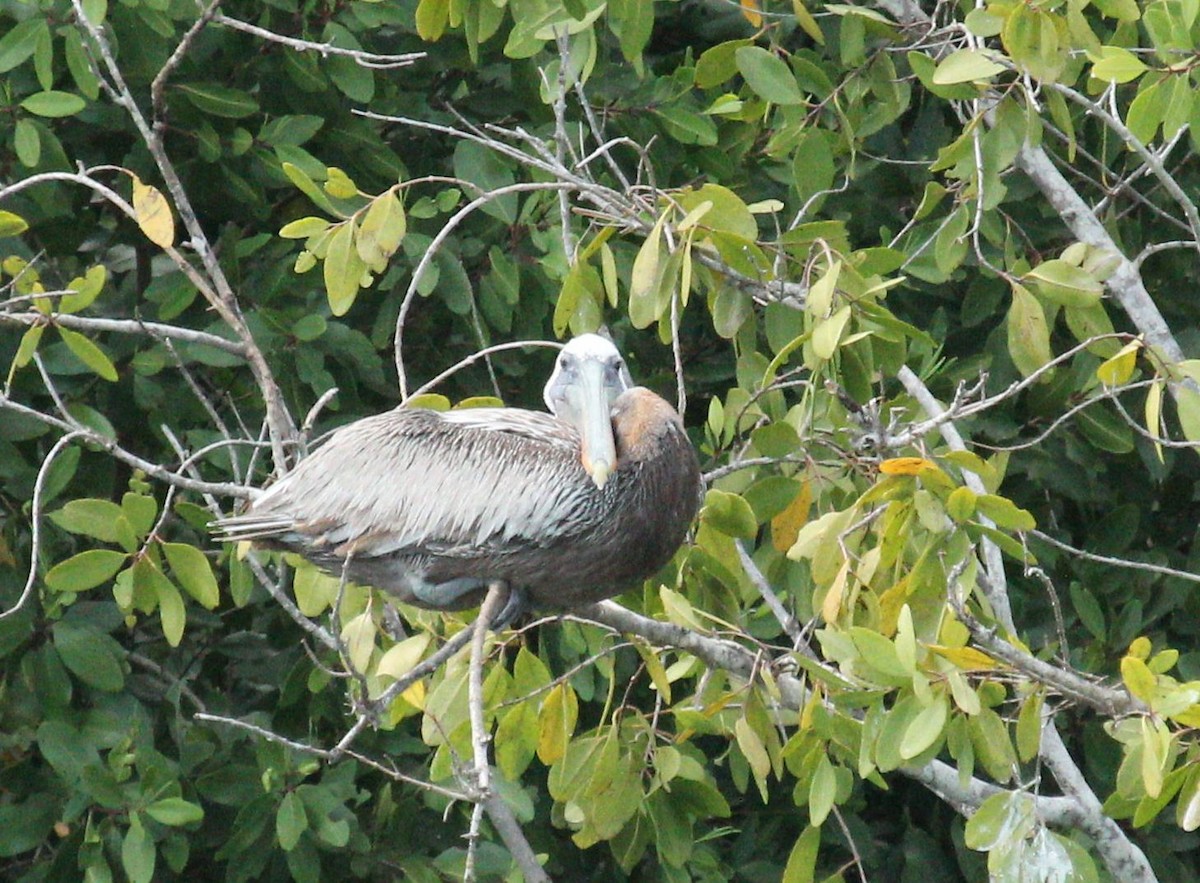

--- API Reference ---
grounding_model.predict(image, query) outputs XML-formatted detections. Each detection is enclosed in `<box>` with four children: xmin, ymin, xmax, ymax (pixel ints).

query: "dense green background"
<box><xmin>3</xmin><ymin>0</ymin><xmax>1200</xmax><ymax>879</ymax></box>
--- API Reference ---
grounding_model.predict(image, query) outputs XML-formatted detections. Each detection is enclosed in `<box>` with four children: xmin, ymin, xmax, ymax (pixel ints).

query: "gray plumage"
<box><xmin>212</xmin><ymin>335</ymin><xmax>702</xmax><ymax>615</ymax></box>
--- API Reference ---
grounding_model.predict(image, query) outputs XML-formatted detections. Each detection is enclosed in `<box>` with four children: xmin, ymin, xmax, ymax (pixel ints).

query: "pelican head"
<box><xmin>544</xmin><ymin>334</ymin><xmax>632</xmax><ymax>489</ymax></box>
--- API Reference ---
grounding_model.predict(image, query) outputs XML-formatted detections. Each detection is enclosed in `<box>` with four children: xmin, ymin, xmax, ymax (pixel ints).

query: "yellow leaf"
<box><xmin>771</xmin><ymin>479</ymin><xmax>812</xmax><ymax>552</ymax></box>
<box><xmin>821</xmin><ymin>558</ymin><xmax>850</xmax><ymax>623</ymax></box>
<box><xmin>132</xmin><ymin>175</ymin><xmax>175</xmax><ymax>248</ymax></box>
<box><xmin>537</xmin><ymin>683</ymin><xmax>577</xmax><ymax>765</ymax></box>
<box><xmin>1128</xmin><ymin>636</ymin><xmax>1152</xmax><ymax>659</ymax></box>
<box><xmin>1145</xmin><ymin>378</ymin><xmax>1164</xmax><ymax>463</ymax></box>
<box><xmin>1121</xmin><ymin>655</ymin><xmax>1156</xmax><ymax>704</ymax></box>
<box><xmin>927</xmin><ymin>644</ymin><xmax>1001</xmax><ymax>670</ymax></box>
<box><xmin>791</xmin><ymin>0</ymin><xmax>825</xmax><ymax>43</ymax></box>
<box><xmin>740</xmin><ymin>0</ymin><xmax>763</xmax><ymax>26</ymax></box>
<box><xmin>401</xmin><ymin>679</ymin><xmax>426</xmax><ymax>710</ymax></box>
<box><xmin>879</xmin><ymin>457</ymin><xmax>936</xmax><ymax>476</ymax></box>
<box><xmin>1096</xmin><ymin>339</ymin><xmax>1140</xmax><ymax>386</ymax></box>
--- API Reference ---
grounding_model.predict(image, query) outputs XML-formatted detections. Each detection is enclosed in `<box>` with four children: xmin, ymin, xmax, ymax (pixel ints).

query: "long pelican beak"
<box><xmin>573</xmin><ymin>358</ymin><xmax>619</xmax><ymax>489</ymax></box>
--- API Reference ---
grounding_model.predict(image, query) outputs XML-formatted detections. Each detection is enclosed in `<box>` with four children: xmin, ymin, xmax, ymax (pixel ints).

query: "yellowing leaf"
<box><xmin>771</xmin><ymin>479</ymin><xmax>812</xmax><ymax>552</ymax></box>
<box><xmin>1120</xmin><ymin>654</ymin><xmax>1156</xmax><ymax>704</ymax></box>
<box><xmin>1095</xmin><ymin>339</ymin><xmax>1140</xmax><ymax>386</ymax></box>
<box><xmin>1007</xmin><ymin>283</ymin><xmax>1053</xmax><ymax>377</ymax></box>
<box><xmin>739</xmin><ymin>0</ymin><xmax>763</xmax><ymax>26</ymax></box>
<box><xmin>355</xmin><ymin>191</ymin><xmax>406</xmax><ymax>268</ymax></box>
<box><xmin>1145</xmin><ymin>378</ymin><xmax>1164</xmax><ymax>462</ymax></box>
<box><xmin>323</xmin><ymin>222</ymin><xmax>366</xmax><ymax>316</ymax></box>
<box><xmin>878</xmin><ymin>457</ymin><xmax>935</xmax><ymax>476</ymax></box>
<box><xmin>132</xmin><ymin>176</ymin><xmax>175</xmax><ymax>248</ymax></box>
<box><xmin>821</xmin><ymin>559</ymin><xmax>850</xmax><ymax>623</ymax></box>
<box><xmin>927</xmin><ymin>644</ymin><xmax>1001</xmax><ymax>670</ymax></box>
<box><xmin>340</xmin><ymin>611</ymin><xmax>376</xmax><ymax>672</ymax></box>
<box><xmin>537</xmin><ymin>683</ymin><xmax>578</xmax><ymax>765</ymax></box>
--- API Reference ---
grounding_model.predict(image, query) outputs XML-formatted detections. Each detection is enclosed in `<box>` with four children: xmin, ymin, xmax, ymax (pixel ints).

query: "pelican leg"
<box><xmin>490</xmin><ymin>585</ymin><xmax>528</xmax><ymax>629</ymax></box>
<box><xmin>408</xmin><ymin>576</ymin><xmax>489</xmax><ymax>609</ymax></box>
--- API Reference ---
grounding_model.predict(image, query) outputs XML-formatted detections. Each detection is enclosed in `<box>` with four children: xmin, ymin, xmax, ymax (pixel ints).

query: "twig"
<box><xmin>212</xmin><ymin>14</ymin><xmax>425</xmax><ymax>69</ymax></box>
<box><xmin>736</xmin><ymin>541</ymin><xmax>807</xmax><ymax>651</ymax></box>
<box><xmin>194</xmin><ymin>712</ymin><xmax>470</xmax><ymax>800</ymax></box>
<box><xmin>0</xmin><ymin>431</ymin><xmax>86</xmax><ymax>621</ymax></box>
<box><xmin>329</xmin><ymin>624</ymin><xmax>476</xmax><ymax>758</ymax></box>
<box><xmin>1030</xmin><ymin>530</ymin><xmax>1200</xmax><ymax>584</ymax></box>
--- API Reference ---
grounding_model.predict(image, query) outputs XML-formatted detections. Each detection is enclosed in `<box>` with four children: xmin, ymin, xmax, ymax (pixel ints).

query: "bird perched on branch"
<box><xmin>212</xmin><ymin>334</ymin><xmax>702</xmax><ymax>624</ymax></box>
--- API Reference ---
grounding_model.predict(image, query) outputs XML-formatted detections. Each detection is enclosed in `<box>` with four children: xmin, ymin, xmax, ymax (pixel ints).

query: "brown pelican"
<box><xmin>213</xmin><ymin>335</ymin><xmax>701</xmax><ymax>623</ymax></box>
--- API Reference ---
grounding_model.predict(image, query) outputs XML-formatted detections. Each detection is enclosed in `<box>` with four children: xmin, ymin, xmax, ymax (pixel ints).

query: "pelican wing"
<box><xmin>213</xmin><ymin>407</ymin><xmax>589</xmax><ymax>559</ymax></box>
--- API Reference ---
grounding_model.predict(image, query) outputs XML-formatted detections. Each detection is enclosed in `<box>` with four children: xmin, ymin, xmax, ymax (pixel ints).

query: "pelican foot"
<box><xmin>490</xmin><ymin>585</ymin><xmax>528</xmax><ymax>630</ymax></box>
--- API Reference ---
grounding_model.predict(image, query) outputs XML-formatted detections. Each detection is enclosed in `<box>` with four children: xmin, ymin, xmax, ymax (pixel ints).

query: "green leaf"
<box><xmin>323</xmin><ymin>223</ymin><xmax>366</xmax><ymax>316</ymax></box>
<box><xmin>1006</xmin><ymin>283</ymin><xmax>1053</xmax><ymax>378</ymax></box>
<box><xmin>122</xmin><ymin>492</ymin><xmax>158</xmax><ymax>537</ymax></box>
<box><xmin>59</xmin><ymin>265</ymin><xmax>107</xmax><ymax>314</ymax></box>
<box><xmin>931</xmin><ymin>48</ymin><xmax>1006</xmax><ymax>85</ymax></box>
<box><xmin>340</xmin><ymin>611</ymin><xmax>376</xmax><ymax>672</ymax></box>
<box><xmin>143</xmin><ymin>560</ymin><xmax>186</xmax><ymax>647</ymax></box>
<box><xmin>53</xmin><ymin>621</ymin><xmax>126</xmax><ymax>692</ymax></box>
<box><xmin>162</xmin><ymin>542</ymin><xmax>220</xmax><ymax>609</ymax></box>
<box><xmin>964</xmin><ymin>791</ymin><xmax>1035</xmax><ymax>851</ymax></box>
<box><xmin>376</xmin><ymin>632</ymin><xmax>432</xmax><ymax>681</ymax></box>
<box><xmin>695</xmin><ymin>39</ymin><xmax>753</xmax><ymax>89</ymax></box>
<box><xmin>628</xmin><ymin>218</ymin><xmax>664</xmax><ymax>329</ymax></box>
<box><xmin>280</xmin><ymin>217</ymin><xmax>331</xmax><ymax>240</ymax></box>
<box><xmin>0</xmin><ymin>17</ymin><xmax>47</xmax><ymax>73</ymax></box>
<box><xmin>11</xmin><ymin>324</ymin><xmax>44</xmax><ymax>374</ymax></box>
<box><xmin>811</xmin><ymin>304</ymin><xmax>851</xmax><ymax>360</ymax></box>
<box><xmin>276</xmin><ymin>791</ymin><xmax>308</xmax><ymax>851</ymax></box>
<box><xmin>45</xmin><ymin>549</ymin><xmax>128</xmax><ymax>592</ymax></box>
<box><xmin>20</xmin><ymin>91</ymin><xmax>86</xmax><ymax>118</ymax></box>
<box><xmin>735</xmin><ymin>46</ymin><xmax>806</xmax><ymax>105</ymax></box>
<box><xmin>49</xmin><ymin>499</ymin><xmax>123</xmax><ymax>542</ymax></box>
<box><xmin>1177</xmin><ymin>384</ymin><xmax>1200</xmax><ymax>446</ymax></box>
<box><xmin>145</xmin><ymin>798</ymin><xmax>204</xmax><ymax>827</ymax></box>
<box><xmin>701</xmin><ymin>489</ymin><xmax>758</xmax><ymax>539</ymax></box>
<box><xmin>58</xmin><ymin>327</ymin><xmax>118</xmax><ymax>381</ymax></box>
<box><xmin>781</xmin><ymin>825</ymin><xmax>821</xmax><ymax>883</ymax></box>
<box><xmin>415</xmin><ymin>0</ymin><xmax>451</xmax><ymax>41</ymax></box>
<box><xmin>1127</xmin><ymin>80</ymin><xmax>1165</xmax><ymax>145</ymax></box>
<box><xmin>1026</xmin><ymin>259</ymin><xmax>1102</xmax><ymax>307</ymax></box>
<box><xmin>653</xmin><ymin>104</ymin><xmax>719</xmax><ymax>146</ymax></box>
<box><xmin>1089</xmin><ymin>45</ymin><xmax>1148</xmax><ymax>83</ymax></box>
<box><xmin>900</xmin><ymin>694</ymin><xmax>948</xmax><ymax>759</ymax></box>
<box><xmin>0</xmin><ymin>210</ymin><xmax>30</xmax><ymax>237</ymax></box>
<box><xmin>946</xmin><ymin>486</ymin><xmax>978</xmax><ymax>523</ymax></box>
<box><xmin>121</xmin><ymin>813</ymin><xmax>155</xmax><ymax>883</ymax></box>
<box><xmin>1015</xmin><ymin>692</ymin><xmax>1044</xmax><ymax>762</ymax></box>
<box><xmin>176</xmin><ymin>83</ymin><xmax>259</xmax><ymax>118</ymax></box>
<box><xmin>1076</xmin><ymin>402</ymin><xmax>1135</xmax><ymax>454</ymax></box>
<box><xmin>808</xmin><ymin>753</ymin><xmax>837</xmax><ymax>825</ymax></box>
<box><xmin>975</xmin><ymin>494</ymin><xmax>1036</xmax><ymax>531</ymax></box>
<box><xmin>14</xmin><ymin>118</ymin><xmax>40</xmax><ymax>167</ymax></box>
